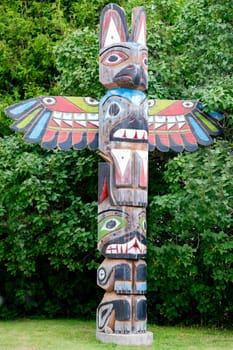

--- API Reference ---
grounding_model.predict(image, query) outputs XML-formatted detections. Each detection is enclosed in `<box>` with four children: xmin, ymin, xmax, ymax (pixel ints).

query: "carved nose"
<box><xmin>134</xmin><ymin>64</ymin><xmax>143</xmax><ymax>84</ymax></box>
<box><xmin>125</xmin><ymin>64</ymin><xmax>143</xmax><ymax>84</ymax></box>
<box><xmin>114</xmin><ymin>64</ymin><xmax>145</xmax><ymax>86</ymax></box>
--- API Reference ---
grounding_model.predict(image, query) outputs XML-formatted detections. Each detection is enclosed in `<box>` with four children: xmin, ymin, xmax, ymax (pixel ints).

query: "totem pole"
<box><xmin>96</xmin><ymin>5</ymin><xmax>151</xmax><ymax>345</ymax></box>
<box><xmin>5</xmin><ymin>3</ymin><xmax>223</xmax><ymax>347</ymax></box>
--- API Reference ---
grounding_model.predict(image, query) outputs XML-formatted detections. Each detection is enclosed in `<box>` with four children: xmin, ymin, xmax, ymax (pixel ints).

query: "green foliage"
<box><xmin>0</xmin><ymin>1</ymin><xmax>66</xmax><ymax>98</ymax></box>
<box><xmin>55</xmin><ymin>29</ymin><xmax>104</xmax><ymax>99</ymax></box>
<box><xmin>61</xmin><ymin>0</ymin><xmax>107</xmax><ymax>28</ymax></box>
<box><xmin>147</xmin><ymin>0</ymin><xmax>233</xmax><ymax>137</ymax></box>
<box><xmin>148</xmin><ymin>141</ymin><xmax>233</xmax><ymax>325</ymax></box>
<box><xmin>0</xmin><ymin>136</ymin><xmax>101</xmax><ymax>318</ymax></box>
<box><xmin>0</xmin><ymin>0</ymin><xmax>68</xmax><ymax>136</ymax></box>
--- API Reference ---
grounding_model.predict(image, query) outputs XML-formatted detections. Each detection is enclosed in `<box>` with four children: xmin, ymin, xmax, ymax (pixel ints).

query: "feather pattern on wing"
<box><xmin>5</xmin><ymin>96</ymin><xmax>99</xmax><ymax>151</ymax></box>
<box><xmin>148</xmin><ymin>99</ymin><xmax>223</xmax><ymax>152</ymax></box>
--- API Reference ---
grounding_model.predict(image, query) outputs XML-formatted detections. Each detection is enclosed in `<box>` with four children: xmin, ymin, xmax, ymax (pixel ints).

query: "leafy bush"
<box><xmin>147</xmin><ymin>141</ymin><xmax>233</xmax><ymax>325</ymax></box>
<box><xmin>0</xmin><ymin>135</ymin><xmax>101</xmax><ymax>318</ymax></box>
<box><xmin>55</xmin><ymin>29</ymin><xmax>103</xmax><ymax>99</ymax></box>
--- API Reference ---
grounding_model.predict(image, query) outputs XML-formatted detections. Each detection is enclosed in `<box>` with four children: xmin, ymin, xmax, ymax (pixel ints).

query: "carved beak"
<box><xmin>113</xmin><ymin>64</ymin><xmax>147</xmax><ymax>87</ymax></box>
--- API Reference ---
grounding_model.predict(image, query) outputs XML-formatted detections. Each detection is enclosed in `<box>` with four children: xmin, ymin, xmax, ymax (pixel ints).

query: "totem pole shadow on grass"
<box><xmin>5</xmin><ymin>2</ymin><xmax>223</xmax><ymax>347</ymax></box>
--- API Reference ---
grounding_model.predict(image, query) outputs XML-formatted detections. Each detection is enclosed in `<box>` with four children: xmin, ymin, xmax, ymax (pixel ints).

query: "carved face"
<box><xmin>99</xmin><ymin>4</ymin><xmax>148</xmax><ymax>90</ymax></box>
<box><xmin>98</xmin><ymin>88</ymin><xmax>148</xmax><ymax>153</ymax></box>
<box><xmin>99</xmin><ymin>43</ymin><xmax>148</xmax><ymax>90</ymax></box>
<box><xmin>98</xmin><ymin>206</ymin><xmax>147</xmax><ymax>260</ymax></box>
<box><xmin>98</xmin><ymin>89</ymin><xmax>149</xmax><ymax>207</ymax></box>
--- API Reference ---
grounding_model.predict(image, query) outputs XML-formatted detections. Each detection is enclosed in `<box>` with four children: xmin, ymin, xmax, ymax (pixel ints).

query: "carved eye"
<box><xmin>139</xmin><ymin>217</ymin><xmax>147</xmax><ymax>234</ymax></box>
<box><xmin>147</xmin><ymin>99</ymin><xmax>155</xmax><ymax>107</ymax></box>
<box><xmin>142</xmin><ymin>54</ymin><xmax>148</xmax><ymax>69</ymax></box>
<box><xmin>98</xmin><ymin>216</ymin><xmax>128</xmax><ymax>238</ymax></box>
<box><xmin>98</xmin><ymin>268</ymin><xmax>106</xmax><ymax>282</ymax></box>
<box><xmin>101</xmin><ymin>51</ymin><xmax>129</xmax><ymax>66</ymax></box>
<box><xmin>182</xmin><ymin>101</ymin><xmax>194</xmax><ymax>108</ymax></box>
<box><xmin>42</xmin><ymin>97</ymin><xmax>56</xmax><ymax>105</ymax></box>
<box><xmin>104</xmin><ymin>219</ymin><xmax>119</xmax><ymax>229</ymax></box>
<box><xmin>108</xmin><ymin>102</ymin><xmax>121</xmax><ymax>117</ymax></box>
<box><xmin>84</xmin><ymin>97</ymin><xmax>98</xmax><ymax>106</ymax></box>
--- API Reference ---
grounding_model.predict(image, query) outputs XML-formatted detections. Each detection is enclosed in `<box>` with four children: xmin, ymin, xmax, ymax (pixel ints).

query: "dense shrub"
<box><xmin>147</xmin><ymin>141</ymin><xmax>233</xmax><ymax>325</ymax></box>
<box><xmin>0</xmin><ymin>136</ymin><xmax>101</xmax><ymax>318</ymax></box>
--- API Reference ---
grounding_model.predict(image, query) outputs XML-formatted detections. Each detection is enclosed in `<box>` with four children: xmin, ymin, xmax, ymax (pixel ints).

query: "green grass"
<box><xmin>0</xmin><ymin>319</ymin><xmax>232</xmax><ymax>350</ymax></box>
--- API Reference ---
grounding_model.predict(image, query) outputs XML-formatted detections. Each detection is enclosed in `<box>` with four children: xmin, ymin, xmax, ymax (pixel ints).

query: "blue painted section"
<box><xmin>114</xmin><ymin>281</ymin><xmax>132</xmax><ymax>293</ymax></box>
<box><xmin>208</xmin><ymin>111</ymin><xmax>223</xmax><ymax>121</ymax></box>
<box><xmin>99</xmin><ymin>88</ymin><xmax>146</xmax><ymax>107</ymax></box>
<box><xmin>135</xmin><ymin>282</ymin><xmax>147</xmax><ymax>293</ymax></box>
<box><xmin>188</xmin><ymin>116</ymin><xmax>210</xmax><ymax>142</ymax></box>
<box><xmin>27</xmin><ymin>111</ymin><xmax>51</xmax><ymax>140</ymax></box>
<box><xmin>129</xmin><ymin>42</ymin><xmax>142</xmax><ymax>48</ymax></box>
<box><xmin>10</xmin><ymin>99</ymin><xmax>37</xmax><ymax>115</ymax></box>
<box><xmin>198</xmin><ymin>103</ymin><xmax>223</xmax><ymax>121</ymax></box>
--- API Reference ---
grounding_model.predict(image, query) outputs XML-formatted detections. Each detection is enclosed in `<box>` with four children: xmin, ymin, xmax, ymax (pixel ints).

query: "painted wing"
<box><xmin>5</xmin><ymin>96</ymin><xmax>99</xmax><ymax>150</ymax></box>
<box><xmin>148</xmin><ymin>99</ymin><xmax>223</xmax><ymax>152</ymax></box>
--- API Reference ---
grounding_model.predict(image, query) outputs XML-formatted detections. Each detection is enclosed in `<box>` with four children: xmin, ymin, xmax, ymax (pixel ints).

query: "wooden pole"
<box><xmin>96</xmin><ymin>4</ymin><xmax>153</xmax><ymax>345</ymax></box>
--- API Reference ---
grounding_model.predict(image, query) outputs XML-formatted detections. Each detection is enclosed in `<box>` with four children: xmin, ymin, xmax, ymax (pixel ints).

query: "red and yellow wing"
<box><xmin>5</xmin><ymin>96</ymin><xmax>99</xmax><ymax>150</ymax></box>
<box><xmin>148</xmin><ymin>99</ymin><xmax>223</xmax><ymax>152</ymax></box>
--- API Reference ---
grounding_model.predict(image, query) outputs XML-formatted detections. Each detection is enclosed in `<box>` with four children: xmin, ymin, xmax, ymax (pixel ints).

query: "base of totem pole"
<box><xmin>96</xmin><ymin>331</ymin><xmax>153</xmax><ymax>346</ymax></box>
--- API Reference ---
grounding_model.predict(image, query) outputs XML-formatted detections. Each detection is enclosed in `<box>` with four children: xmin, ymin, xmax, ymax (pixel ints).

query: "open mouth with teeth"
<box><xmin>110</xmin><ymin>117</ymin><xmax>148</xmax><ymax>143</ymax></box>
<box><xmin>112</xmin><ymin>128</ymin><xmax>148</xmax><ymax>141</ymax></box>
<box><xmin>101</xmin><ymin>232</ymin><xmax>147</xmax><ymax>259</ymax></box>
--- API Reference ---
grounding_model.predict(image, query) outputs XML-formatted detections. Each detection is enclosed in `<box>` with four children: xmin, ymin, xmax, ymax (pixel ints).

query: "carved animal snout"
<box><xmin>114</xmin><ymin>64</ymin><xmax>147</xmax><ymax>88</ymax></box>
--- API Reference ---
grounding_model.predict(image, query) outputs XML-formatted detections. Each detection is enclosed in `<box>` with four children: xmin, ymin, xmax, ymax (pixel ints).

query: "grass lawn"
<box><xmin>0</xmin><ymin>319</ymin><xmax>232</xmax><ymax>350</ymax></box>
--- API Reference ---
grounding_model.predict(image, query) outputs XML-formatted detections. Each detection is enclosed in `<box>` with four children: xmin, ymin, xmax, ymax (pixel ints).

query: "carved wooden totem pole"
<box><xmin>96</xmin><ymin>5</ymin><xmax>150</xmax><ymax>344</ymax></box>
<box><xmin>5</xmin><ymin>3</ymin><xmax>223</xmax><ymax>347</ymax></box>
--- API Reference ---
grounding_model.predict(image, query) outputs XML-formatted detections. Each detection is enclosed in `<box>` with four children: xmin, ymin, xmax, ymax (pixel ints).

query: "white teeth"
<box><xmin>177</xmin><ymin>115</ymin><xmax>185</xmax><ymax>122</ymax></box>
<box><xmin>137</xmin><ymin>130</ymin><xmax>147</xmax><ymax>139</ymax></box>
<box><xmin>156</xmin><ymin>116</ymin><xmax>166</xmax><ymax>123</ymax></box>
<box><xmin>167</xmin><ymin>116</ymin><xmax>176</xmax><ymax>123</ymax></box>
<box><xmin>121</xmin><ymin>245</ymin><xmax>127</xmax><ymax>254</ymax></box>
<box><xmin>126</xmin><ymin>129</ymin><xmax>135</xmax><ymax>139</ymax></box>
<box><xmin>113</xmin><ymin>129</ymin><xmax>148</xmax><ymax>140</ymax></box>
<box><xmin>106</xmin><ymin>238</ymin><xmax>147</xmax><ymax>255</ymax></box>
